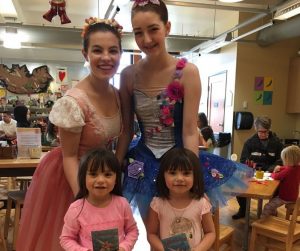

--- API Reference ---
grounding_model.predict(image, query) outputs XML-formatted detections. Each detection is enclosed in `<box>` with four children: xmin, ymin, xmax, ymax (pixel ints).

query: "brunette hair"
<box><xmin>281</xmin><ymin>145</ymin><xmax>300</xmax><ymax>167</ymax></box>
<box><xmin>75</xmin><ymin>148</ymin><xmax>122</xmax><ymax>200</ymax></box>
<box><xmin>131</xmin><ymin>0</ymin><xmax>168</xmax><ymax>24</ymax></box>
<box><xmin>198</xmin><ymin>112</ymin><xmax>208</xmax><ymax>128</ymax></box>
<box><xmin>157</xmin><ymin>147</ymin><xmax>204</xmax><ymax>199</ymax></box>
<box><xmin>82</xmin><ymin>22</ymin><xmax>122</xmax><ymax>52</ymax></box>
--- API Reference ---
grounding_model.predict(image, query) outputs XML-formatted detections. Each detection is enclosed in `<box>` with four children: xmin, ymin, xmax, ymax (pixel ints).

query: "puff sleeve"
<box><xmin>49</xmin><ymin>96</ymin><xmax>85</xmax><ymax>133</ymax></box>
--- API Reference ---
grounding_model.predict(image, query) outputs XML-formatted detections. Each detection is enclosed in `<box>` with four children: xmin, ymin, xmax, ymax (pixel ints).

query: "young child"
<box><xmin>60</xmin><ymin>148</ymin><xmax>138</xmax><ymax>251</ymax></box>
<box><xmin>146</xmin><ymin>148</ymin><xmax>215</xmax><ymax>251</ymax></box>
<box><xmin>262</xmin><ymin>145</ymin><xmax>300</xmax><ymax>217</ymax></box>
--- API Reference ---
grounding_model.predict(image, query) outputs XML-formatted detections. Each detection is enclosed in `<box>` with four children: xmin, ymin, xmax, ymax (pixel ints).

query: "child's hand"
<box><xmin>119</xmin><ymin>248</ymin><xmax>125</xmax><ymax>251</ymax></box>
<box><xmin>273</xmin><ymin>165</ymin><xmax>281</xmax><ymax>173</ymax></box>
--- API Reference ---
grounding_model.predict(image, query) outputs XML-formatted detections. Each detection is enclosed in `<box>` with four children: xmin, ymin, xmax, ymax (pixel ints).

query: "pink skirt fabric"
<box><xmin>16</xmin><ymin>147</ymin><xmax>73</xmax><ymax>251</ymax></box>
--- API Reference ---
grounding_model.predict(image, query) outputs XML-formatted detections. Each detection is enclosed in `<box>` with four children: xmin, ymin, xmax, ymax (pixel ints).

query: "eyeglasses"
<box><xmin>257</xmin><ymin>130</ymin><xmax>269</xmax><ymax>134</ymax></box>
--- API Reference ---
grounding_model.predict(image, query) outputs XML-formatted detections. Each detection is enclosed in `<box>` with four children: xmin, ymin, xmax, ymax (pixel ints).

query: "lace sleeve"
<box><xmin>49</xmin><ymin>96</ymin><xmax>85</xmax><ymax>133</ymax></box>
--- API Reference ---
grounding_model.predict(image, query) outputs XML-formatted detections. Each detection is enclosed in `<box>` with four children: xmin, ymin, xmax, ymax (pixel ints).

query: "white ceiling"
<box><xmin>0</xmin><ymin>0</ymin><xmax>287</xmax><ymax>61</ymax></box>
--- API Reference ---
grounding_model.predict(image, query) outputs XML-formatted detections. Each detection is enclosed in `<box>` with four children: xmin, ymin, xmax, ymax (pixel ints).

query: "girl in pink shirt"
<box><xmin>60</xmin><ymin>148</ymin><xmax>138</xmax><ymax>251</ymax></box>
<box><xmin>262</xmin><ymin>145</ymin><xmax>300</xmax><ymax>217</ymax></box>
<box><xmin>146</xmin><ymin>148</ymin><xmax>215</xmax><ymax>251</ymax></box>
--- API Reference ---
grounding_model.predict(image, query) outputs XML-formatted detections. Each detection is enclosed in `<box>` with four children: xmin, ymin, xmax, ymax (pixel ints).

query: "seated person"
<box><xmin>262</xmin><ymin>145</ymin><xmax>300</xmax><ymax>217</ymax></box>
<box><xmin>46</xmin><ymin>121</ymin><xmax>60</xmax><ymax>147</ymax></box>
<box><xmin>197</xmin><ymin>112</ymin><xmax>216</xmax><ymax>152</ymax></box>
<box><xmin>14</xmin><ymin>105</ymin><xmax>31</xmax><ymax>128</ymax></box>
<box><xmin>232</xmin><ymin>116</ymin><xmax>283</xmax><ymax>219</ymax></box>
<box><xmin>0</xmin><ymin>111</ymin><xmax>17</xmax><ymax>141</ymax></box>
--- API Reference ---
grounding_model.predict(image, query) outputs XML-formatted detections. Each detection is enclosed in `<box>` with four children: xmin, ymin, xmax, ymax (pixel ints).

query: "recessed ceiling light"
<box><xmin>219</xmin><ymin>0</ymin><xmax>244</xmax><ymax>3</ymax></box>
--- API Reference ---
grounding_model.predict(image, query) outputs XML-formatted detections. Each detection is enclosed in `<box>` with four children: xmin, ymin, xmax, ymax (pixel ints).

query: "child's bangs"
<box><xmin>167</xmin><ymin>157</ymin><xmax>193</xmax><ymax>172</ymax></box>
<box><xmin>87</xmin><ymin>155</ymin><xmax>116</xmax><ymax>173</ymax></box>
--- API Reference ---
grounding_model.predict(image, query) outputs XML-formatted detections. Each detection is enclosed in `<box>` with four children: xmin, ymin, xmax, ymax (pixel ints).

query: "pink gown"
<box><xmin>16</xmin><ymin>88</ymin><xmax>122</xmax><ymax>251</ymax></box>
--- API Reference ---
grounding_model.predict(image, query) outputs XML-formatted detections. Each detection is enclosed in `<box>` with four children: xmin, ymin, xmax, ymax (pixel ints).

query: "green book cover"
<box><xmin>162</xmin><ymin>233</ymin><xmax>191</xmax><ymax>251</ymax></box>
<box><xmin>91</xmin><ymin>228</ymin><xmax>119</xmax><ymax>251</ymax></box>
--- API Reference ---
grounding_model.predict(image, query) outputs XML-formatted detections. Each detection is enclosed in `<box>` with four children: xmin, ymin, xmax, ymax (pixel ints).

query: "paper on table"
<box><xmin>16</xmin><ymin>128</ymin><xmax>41</xmax><ymax>158</ymax></box>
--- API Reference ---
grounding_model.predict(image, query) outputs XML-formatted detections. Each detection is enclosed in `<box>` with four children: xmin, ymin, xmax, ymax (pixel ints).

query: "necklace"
<box><xmin>169</xmin><ymin>202</ymin><xmax>193</xmax><ymax>239</ymax></box>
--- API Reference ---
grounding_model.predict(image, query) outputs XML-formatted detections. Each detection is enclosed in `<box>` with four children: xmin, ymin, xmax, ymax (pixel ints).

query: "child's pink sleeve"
<box><xmin>119</xmin><ymin>200</ymin><xmax>139</xmax><ymax>251</ymax></box>
<box><xmin>60</xmin><ymin>205</ymin><xmax>90</xmax><ymax>251</ymax></box>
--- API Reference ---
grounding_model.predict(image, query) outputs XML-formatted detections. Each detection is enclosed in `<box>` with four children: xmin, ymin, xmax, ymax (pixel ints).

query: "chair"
<box><xmin>0</xmin><ymin>201</ymin><xmax>8</xmax><ymax>251</ymax></box>
<box><xmin>212</xmin><ymin>202</ymin><xmax>235</xmax><ymax>251</ymax></box>
<box><xmin>4</xmin><ymin>190</ymin><xmax>26</xmax><ymax>251</ymax></box>
<box><xmin>286</xmin><ymin>202</ymin><xmax>296</xmax><ymax>220</ymax></box>
<box><xmin>249</xmin><ymin>197</ymin><xmax>300</xmax><ymax>251</ymax></box>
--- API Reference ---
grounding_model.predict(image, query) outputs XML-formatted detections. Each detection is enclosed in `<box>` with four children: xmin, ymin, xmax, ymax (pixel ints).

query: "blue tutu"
<box><xmin>123</xmin><ymin>140</ymin><xmax>251</xmax><ymax>218</ymax></box>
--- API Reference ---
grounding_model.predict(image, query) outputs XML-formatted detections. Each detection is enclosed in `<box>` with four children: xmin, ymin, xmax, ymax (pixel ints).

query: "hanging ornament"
<box><xmin>43</xmin><ymin>0</ymin><xmax>71</xmax><ymax>24</ymax></box>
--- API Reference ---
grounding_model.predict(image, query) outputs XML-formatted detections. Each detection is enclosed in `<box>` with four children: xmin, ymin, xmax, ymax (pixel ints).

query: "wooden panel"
<box><xmin>286</xmin><ymin>57</ymin><xmax>300</xmax><ymax>113</ymax></box>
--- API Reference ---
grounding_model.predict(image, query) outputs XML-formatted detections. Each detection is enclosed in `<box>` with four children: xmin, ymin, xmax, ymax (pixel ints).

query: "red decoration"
<box><xmin>43</xmin><ymin>0</ymin><xmax>71</xmax><ymax>24</ymax></box>
<box><xmin>58</xmin><ymin>71</ymin><xmax>66</xmax><ymax>82</ymax></box>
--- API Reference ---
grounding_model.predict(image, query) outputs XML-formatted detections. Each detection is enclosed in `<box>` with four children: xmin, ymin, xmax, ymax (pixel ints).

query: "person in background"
<box><xmin>46</xmin><ymin>121</ymin><xmax>60</xmax><ymax>147</ymax></box>
<box><xmin>0</xmin><ymin>111</ymin><xmax>17</xmax><ymax>141</ymax></box>
<box><xmin>232</xmin><ymin>116</ymin><xmax>283</xmax><ymax>219</ymax></box>
<box><xmin>262</xmin><ymin>145</ymin><xmax>300</xmax><ymax>217</ymax></box>
<box><xmin>116</xmin><ymin>0</ymin><xmax>250</xmax><ymax>222</ymax></box>
<box><xmin>17</xmin><ymin>17</ymin><xmax>123</xmax><ymax>251</ymax></box>
<box><xmin>146</xmin><ymin>148</ymin><xmax>215</xmax><ymax>251</ymax></box>
<box><xmin>13</xmin><ymin>105</ymin><xmax>31</xmax><ymax>128</ymax></box>
<box><xmin>60</xmin><ymin>148</ymin><xmax>138</xmax><ymax>251</ymax></box>
<box><xmin>197</xmin><ymin>112</ymin><xmax>216</xmax><ymax>152</ymax></box>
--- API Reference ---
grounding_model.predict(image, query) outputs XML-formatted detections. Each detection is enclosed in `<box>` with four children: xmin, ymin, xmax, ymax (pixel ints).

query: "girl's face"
<box><xmin>86</xmin><ymin>165</ymin><xmax>116</xmax><ymax>205</ymax></box>
<box><xmin>132</xmin><ymin>11</ymin><xmax>170</xmax><ymax>57</ymax></box>
<box><xmin>83</xmin><ymin>31</ymin><xmax>121</xmax><ymax>81</ymax></box>
<box><xmin>164</xmin><ymin>168</ymin><xmax>194</xmax><ymax>197</ymax></box>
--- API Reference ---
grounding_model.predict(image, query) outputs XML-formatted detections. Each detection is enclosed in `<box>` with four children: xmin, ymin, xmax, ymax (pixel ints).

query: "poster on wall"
<box><xmin>56</xmin><ymin>67</ymin><xmax>68</xmax><ymax>84</ymax></box>
<box><xmin>254</xmin><ymin>76</ymin><xmax>273</xmax><ymax>105</ymax></box>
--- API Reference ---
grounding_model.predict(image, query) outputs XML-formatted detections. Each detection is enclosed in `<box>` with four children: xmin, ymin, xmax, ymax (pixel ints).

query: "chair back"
<box><xmin>287</xmin><ymin>197</ymin><xmax>300</xmax><ymax>243</ymax></box>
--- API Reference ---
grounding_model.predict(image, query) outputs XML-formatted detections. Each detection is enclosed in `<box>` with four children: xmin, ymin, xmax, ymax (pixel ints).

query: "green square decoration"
<box><xmin>254</xmin><ymin>91</ymin><xmax>263</xmax><ymax>104</ymax></box>
<box><xmin>263</xmin><ymin>91</ymin><xmax>273</xmax><ymax>105</ymax></box>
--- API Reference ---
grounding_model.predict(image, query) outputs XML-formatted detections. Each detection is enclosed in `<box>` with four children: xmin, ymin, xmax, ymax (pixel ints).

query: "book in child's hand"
<box><xmin>91</xmin><ymin>228</ymin><xmax>119</xmax><ymax>251</ymax></box>
<box><xmin>161</xmin><ymin>233</ymin><xmax>191</xmax><ymax>251</ymax></box>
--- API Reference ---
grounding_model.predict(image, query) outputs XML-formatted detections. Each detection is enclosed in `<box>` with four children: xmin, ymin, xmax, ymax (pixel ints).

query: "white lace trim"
<box><xmin>49</xmin><ymin>96</ymin><xmax>85</xmax><ymax>133</ymax></box>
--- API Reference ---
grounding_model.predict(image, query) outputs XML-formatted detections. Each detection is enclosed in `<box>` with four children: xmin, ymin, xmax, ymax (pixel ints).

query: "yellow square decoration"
<box><xmin>264</xmin><ymin>77</ymin><xmax>273</xmax><ymax>91</ymax></box>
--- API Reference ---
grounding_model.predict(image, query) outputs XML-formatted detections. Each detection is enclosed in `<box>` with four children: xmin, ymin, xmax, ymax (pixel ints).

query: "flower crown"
<box><xmin>81</xmin><ymin>17</ymin><xmax>123</xmax><ymax>38</ymax></box>
<box><xmin>133</xmin><ymin>0</ymin><xmax>160</xmax><ymax>8</ymax></box>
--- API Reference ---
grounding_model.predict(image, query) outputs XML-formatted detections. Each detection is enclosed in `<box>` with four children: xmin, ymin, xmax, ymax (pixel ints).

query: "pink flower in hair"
<box><xmin>133</xmin><ymin>0</ymin><xmax>160</xmax><ymax>8</ymax></box>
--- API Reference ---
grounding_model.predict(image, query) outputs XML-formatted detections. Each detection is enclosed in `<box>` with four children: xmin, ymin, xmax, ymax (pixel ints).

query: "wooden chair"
<box><xmin>249</xmin><ymin>197</ymin><xmax>300</xmax><ymax>251</ymax></box>
<box><xmin>286</xmin><ymin>202</ymin><xmax>296</xmax><ymax>220</ymax></box>
<box><xmin>4</xmin><ymin>190</ymin><xmax>26</xmax><ymax>250</ymax></box>
<box><xmin>212</xmin><ymin>202</ymin><xmax>235</xmax><ymax>251</ymax></box>
<box><xmin>0</xmin><ymin>201</ymin><xmax>8</xmax><ymax>251</ymax></box>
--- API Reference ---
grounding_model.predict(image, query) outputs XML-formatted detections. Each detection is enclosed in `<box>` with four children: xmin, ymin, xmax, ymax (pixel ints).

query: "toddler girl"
<box><xmin>60</xmin><ymin>148</ymin><xmax>138</xmax><ymax>251</ymax></box>
<box><xmin>146</xmin><ymin>147</ymin><xmax>215</xmax><ymax>251</ymax></box>
<box><xmin>262</xmin><ymin>145</ymin><xmax>300</xmax><ymax>217</ymax></box>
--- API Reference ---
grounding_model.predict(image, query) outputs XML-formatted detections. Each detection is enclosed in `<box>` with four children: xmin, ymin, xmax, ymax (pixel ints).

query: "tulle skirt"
<box><xmin>123</xmin><ymin>143</ymin><xmax>251</xmax><ymax>218</ymax></box>
<box><xmin>16</xmin><ymin>147</ymin><xmax>73</xmax><ymax>251</ymax></box>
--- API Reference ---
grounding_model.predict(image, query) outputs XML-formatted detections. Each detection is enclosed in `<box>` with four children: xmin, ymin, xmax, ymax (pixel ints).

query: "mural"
<box><xmin>0</xmin><ymin>64</ymin><xmax>53</xmax><ymax>94</ymax></box>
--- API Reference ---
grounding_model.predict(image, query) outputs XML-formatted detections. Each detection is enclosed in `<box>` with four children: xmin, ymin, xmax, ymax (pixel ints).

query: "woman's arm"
<box><xmin>59</xmin><ymin>128</ymin><xmax>81</xmax><ymax>196</ymax></box>
<box><xmin>115</xmin><ymin>66</ymin><xmax>135</xmax><ymax>164</ymax></box>
<box><xmin>193</xmin><ymin>212</ymin><xmax>216</xmax><ymax>251</ymax></box>
<box><xmin>146</xmin><ymin>208</ymin><xmax>164</xmax><ymax>251</ymax></box>
<box><xmin>182</xmin><ymin>63</ymin><xmax>201</xmax><ymax>155</ymax></box>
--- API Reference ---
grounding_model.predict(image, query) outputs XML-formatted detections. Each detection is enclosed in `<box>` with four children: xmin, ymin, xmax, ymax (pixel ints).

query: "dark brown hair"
<box><xmin>157</xmin><ymin>147</ymin><xmax>204</xmax><ymax>199</ymax></box>
<box><xmin>82</xmin><ymin>22</ymin><xmax>122</xmax><ymax>53</ymax></box>
<box><xmin>75</xmin><ymin>148</ymin><xmax>122</xmax><ymax>200</ymax></box>
<box><xmin>131</xmin><ymin>0</ymin><xmax>168</xmax><ymax>24</ymax></box>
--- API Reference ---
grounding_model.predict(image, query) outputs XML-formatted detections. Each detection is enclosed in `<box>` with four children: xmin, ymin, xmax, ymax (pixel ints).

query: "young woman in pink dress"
<box><xmin>16</xmin><ymin>18</ymin><xmax>123</xmax><ymax>251</ymax></box>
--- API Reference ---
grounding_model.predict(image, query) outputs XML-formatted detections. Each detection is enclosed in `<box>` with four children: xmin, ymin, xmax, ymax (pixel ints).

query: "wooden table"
<box><xmin>0</xmin><ymin>155</ymin><xmax>44</xmax><ymax>177</ymax></box>
<box><xmin>226</xmin><ymin>179</ymin><xmax>280</xmax><ymax>251</ymax></box>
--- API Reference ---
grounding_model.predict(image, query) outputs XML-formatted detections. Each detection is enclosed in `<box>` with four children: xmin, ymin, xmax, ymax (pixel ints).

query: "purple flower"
<box><xmin>128</xmin><ymin>160</ymin><xmax>144</xmax><ymax>179</ymax></box>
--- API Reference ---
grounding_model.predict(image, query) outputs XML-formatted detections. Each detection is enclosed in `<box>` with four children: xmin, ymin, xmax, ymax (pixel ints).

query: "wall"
<box><xmin>233</xmin><ymin>37</ymin><xmax>300</xmax><ymax>159</ymax></box>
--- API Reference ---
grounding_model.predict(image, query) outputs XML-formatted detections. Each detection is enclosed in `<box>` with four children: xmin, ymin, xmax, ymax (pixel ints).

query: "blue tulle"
<box><xmin>123</xmin><ymin>142</ymin><xmax>251</xmax><ymax>218</ymax></box>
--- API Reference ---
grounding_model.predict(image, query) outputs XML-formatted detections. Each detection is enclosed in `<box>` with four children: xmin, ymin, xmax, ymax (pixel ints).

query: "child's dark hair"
<box><xmin>75</xmin><ymin>148</ymin><xmax>122</xmax><ymax>200</ymax></box>
<box><xmin>157</xmin><ymin>147</ymin><xmax>204</xmax><ymax>199</ymax></box>
<box><xmin>82</xmin><ymin>22</ymin><xmax>122</xmax><ymax>52</ymax></box>
<box><xmin>131</xmin><ymin>0</ymin><xmax>168</xmax><ymax>24</ymax></box>
<box><xmin>198</xmin><ymin>112</ymin><xmax>208</xmax><ymax>128</ymax></box>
